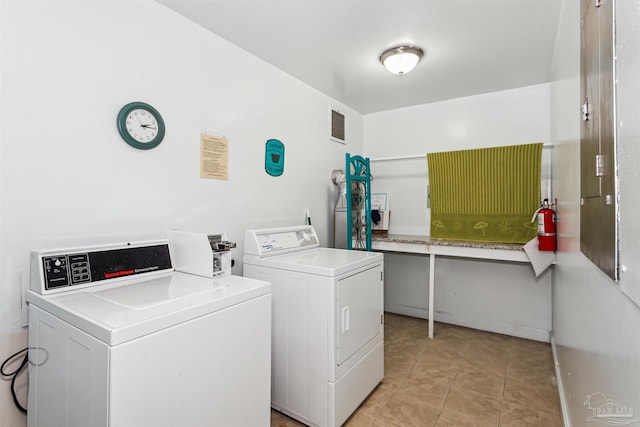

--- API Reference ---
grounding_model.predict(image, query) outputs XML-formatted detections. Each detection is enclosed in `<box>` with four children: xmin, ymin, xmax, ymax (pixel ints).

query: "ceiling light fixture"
<box><xmin>379</xmin><ymin>45</ymin><xmax>424</xmax><ymax>75</ymax></box>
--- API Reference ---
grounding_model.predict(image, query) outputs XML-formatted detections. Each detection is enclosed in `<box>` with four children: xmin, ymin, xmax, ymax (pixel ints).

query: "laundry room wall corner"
<box><xmin>0</xmin><ymin>2</ymin><xmax>364</xmax><ymax>425</ymax></box>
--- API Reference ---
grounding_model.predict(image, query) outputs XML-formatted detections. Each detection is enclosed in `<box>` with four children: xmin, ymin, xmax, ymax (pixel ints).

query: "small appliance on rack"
<box><xmin>371</xmin><ymin>192</ymin><xmax>391</xmax><ymax>235</ymax></box>
<box><xmin>243</xmin><ymin>225</ymin><xmax>384</xmax><ymax>427</ymax></box>
<box><xmin>26</xmin><ymin>237</ymin><xmax>270</xmax><ymax>427</ymax></box>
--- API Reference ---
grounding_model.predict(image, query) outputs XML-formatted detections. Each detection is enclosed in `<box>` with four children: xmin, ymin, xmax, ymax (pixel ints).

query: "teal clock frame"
<box><xmin>117</xmin><ymin>102</ymin><xmax>166</xmax><ymax>150</ymax></box>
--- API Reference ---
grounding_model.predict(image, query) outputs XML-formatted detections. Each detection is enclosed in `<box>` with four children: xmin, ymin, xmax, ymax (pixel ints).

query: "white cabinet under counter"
<box><xmin>372</xmin><ymin>234</ymin><xmax>553</xmax><ymax>342</ymax></box>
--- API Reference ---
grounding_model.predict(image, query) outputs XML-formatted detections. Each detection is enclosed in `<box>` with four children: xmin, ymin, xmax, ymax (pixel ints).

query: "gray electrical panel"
<box><xmin>580</xmin><ymin>0</ymin><xmax>618</xmax><ymax>280</ymax></box>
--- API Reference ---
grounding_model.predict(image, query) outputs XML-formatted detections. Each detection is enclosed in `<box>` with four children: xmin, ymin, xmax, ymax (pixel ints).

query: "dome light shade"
<box><xmin>380</xmin><ymin>45</ymin><xmax>424</xmax><ymax>75</ymax></box>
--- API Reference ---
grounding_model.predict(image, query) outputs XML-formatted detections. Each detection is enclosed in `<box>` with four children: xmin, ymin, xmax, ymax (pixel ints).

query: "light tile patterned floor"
<box><xmin>271</xmin><ymin>313</ymin><xmax>563</xmax><ymax>427</ymax></box>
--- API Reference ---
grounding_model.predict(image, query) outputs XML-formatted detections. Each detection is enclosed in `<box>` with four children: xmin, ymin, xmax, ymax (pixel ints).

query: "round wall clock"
<box><xmin>117</xmin><ymin>102</ymin><xmax>165</xmax><ymax>150</ymax></box>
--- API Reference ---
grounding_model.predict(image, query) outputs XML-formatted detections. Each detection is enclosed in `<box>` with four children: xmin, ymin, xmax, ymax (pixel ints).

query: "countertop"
<box><xmin>371</xmin><ymin>234</ymin><xmax>525</xmax><ymax>252</ymax></box>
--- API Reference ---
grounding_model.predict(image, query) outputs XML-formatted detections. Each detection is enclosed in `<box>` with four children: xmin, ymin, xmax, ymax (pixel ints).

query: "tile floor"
<box><xmin>271</xmin><ymin>313</ymin><xmax>562</xmax><ymax>427</ymax></box>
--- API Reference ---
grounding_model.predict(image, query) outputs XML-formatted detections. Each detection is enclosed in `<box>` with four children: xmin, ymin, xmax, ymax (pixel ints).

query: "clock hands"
<box><xmin>135</xmin><ymin>115</ymin><xmax>156</xmax><ymax>130</ymax></box>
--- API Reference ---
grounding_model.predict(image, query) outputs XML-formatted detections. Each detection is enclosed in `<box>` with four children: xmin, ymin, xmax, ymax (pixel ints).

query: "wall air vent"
<box><xmin>329</xmin><ymin>108</ymin><xmax>346</xmax><ymax>144</ymax></box>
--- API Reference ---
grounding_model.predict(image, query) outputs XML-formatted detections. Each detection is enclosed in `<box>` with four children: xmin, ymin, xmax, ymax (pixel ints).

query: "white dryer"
<box><xmin>26</xmin><ymin>239</ymin><xmax>271</xmax><ymax>427</ymax></box>
<box><xmin>243</xmin><ymin>226</ymin><xmax>384</xmax><ymax>427</ymax></box>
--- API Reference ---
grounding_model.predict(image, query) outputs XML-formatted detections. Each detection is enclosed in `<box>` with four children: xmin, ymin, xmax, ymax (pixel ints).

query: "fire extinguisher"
<box><xmin>532</xmin><ymin>198</ymin><xmax>556</xmax><ymax>252</ymax></box>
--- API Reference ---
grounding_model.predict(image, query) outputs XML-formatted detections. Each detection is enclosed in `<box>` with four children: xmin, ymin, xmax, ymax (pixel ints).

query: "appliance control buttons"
<box><xmin>69</xmin><ymin>254</ymin><xmax>91</xmax><ymax>284</ymax></box>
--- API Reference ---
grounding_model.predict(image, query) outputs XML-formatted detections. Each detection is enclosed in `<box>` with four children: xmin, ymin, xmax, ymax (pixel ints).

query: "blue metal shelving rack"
<box><xmin>345</xmin><ymin>153</ymin><xmax>372</xmax><ymax>251</ymax></box>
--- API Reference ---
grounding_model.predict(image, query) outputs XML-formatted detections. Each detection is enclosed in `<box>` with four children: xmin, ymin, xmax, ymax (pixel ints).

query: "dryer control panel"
<box><xmin>244</xmin><ymin>226</ymin><xmax>319</xmax><ymax>257</ymax></box>
<box><xmin>31</xmin><ymin>241</ymin><xmax>173</xmax><ymax>294</ymax></box>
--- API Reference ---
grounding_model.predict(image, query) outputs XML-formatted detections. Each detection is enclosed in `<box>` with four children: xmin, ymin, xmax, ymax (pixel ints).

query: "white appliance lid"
<box><xmin>27</xmin><ymin>272</ymin><xmax>270</xmax><ymax>346</ymax></box>
<box><xmin>243</xmin><ymin>247</ymin><xmax>382</xmax><ymax>276</ymax></box>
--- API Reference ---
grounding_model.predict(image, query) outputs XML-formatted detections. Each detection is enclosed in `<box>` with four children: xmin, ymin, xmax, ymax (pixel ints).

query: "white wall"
<box><xmin>550</xmin><ymin>0</ymin><xmax>640</xmax><ymax>426</ymax></box>
<box><xmin>364</xmin><ymin>84</ymin><xmax>551</xmax><ymax>236</ymax></box>
<box><xmin>0</xmin><ymin>1</ymin><xmax>362</xmax><ymax>425</ymax></box>
<box><xmin>363</xmin><ymin>85</ymin><xmax>553</xmax><ymax>341</ymax></box>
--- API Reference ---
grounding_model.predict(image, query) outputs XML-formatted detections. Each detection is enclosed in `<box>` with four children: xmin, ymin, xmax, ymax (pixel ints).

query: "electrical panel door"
<box><xmin>580</xmin><ymin>0</ymin><xmax>618</xmax><ymax>280</ymax></box>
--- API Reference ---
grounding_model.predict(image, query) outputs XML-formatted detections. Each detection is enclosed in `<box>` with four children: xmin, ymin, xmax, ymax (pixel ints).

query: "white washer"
<box><xmin>26</xmin><ymin>239</ymin><xmax>271</xmax><ymax>427</ymax></box>
<box><xmin>243</xmin><ymin>226</ymin><xmax>384</xmax><ymax>427</ymax></box>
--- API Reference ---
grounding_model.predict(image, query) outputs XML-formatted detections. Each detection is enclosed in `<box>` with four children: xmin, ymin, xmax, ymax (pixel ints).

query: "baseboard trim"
<box><xmin>551</xmin><ymin>333</ymin><xmax>571</xmax><ymax>427</ymax></box>
<box><xmin>434</xmin><ymin>313</ymin><xmax>551</xmax><ymax>342</ymax></box>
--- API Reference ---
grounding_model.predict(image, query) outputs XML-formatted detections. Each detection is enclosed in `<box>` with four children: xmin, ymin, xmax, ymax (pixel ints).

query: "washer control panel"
<box><xmin>31</xmin><ymin>241</ymin><xmax>174</xmax><ymax>294</ymax></box>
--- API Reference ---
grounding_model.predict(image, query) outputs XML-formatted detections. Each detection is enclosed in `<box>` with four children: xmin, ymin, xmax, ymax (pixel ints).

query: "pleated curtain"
<box><xmin>426</xmin><ymin>143</ymin><xmax>543</xmax><ymax>243</ymax></box>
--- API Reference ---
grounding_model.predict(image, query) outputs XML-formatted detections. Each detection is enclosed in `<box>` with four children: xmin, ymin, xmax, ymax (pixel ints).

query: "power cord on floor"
<box><xmin>1</xmin><ymin>347</ymin><xmax>28</xmax><ymax>414</ymax></box>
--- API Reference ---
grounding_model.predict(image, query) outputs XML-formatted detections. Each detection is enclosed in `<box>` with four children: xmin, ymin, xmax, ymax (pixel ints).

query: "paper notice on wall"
<box><xmin>200</xmin><ymin>133</ymin><xmax>228</xmax><ymax>180</ymax></box>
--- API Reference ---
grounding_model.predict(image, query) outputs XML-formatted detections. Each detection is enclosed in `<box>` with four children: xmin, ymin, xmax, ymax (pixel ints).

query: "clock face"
<box><xmin>117</xmin><ymin>102</ymin><xmax>165</xmax><ymax>150</ymax></box>
<box><xmin>126</xmin><ymin>108</ymin><xmax>159</xmax><ymax>143</ymax></box>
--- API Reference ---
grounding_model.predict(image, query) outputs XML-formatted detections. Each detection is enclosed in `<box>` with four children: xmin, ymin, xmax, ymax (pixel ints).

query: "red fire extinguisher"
<box><xmin>533</xmin><ymin>198</ymin><xmax>556</xmax><ymax>252</ymax></box>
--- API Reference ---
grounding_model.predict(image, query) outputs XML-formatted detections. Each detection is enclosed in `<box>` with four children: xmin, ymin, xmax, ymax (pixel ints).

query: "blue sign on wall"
<box><xmin>265</xmin><ymin>139</ymin><xmax>285</xmax><ymax>177</ymax></box>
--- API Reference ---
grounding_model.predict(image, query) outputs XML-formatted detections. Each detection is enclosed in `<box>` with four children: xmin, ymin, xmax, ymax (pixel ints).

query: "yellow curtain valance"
<box><xmin>427</xmin><ymin>142</ymin><xmax>543</xmax><ymax>244</ymax></box>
